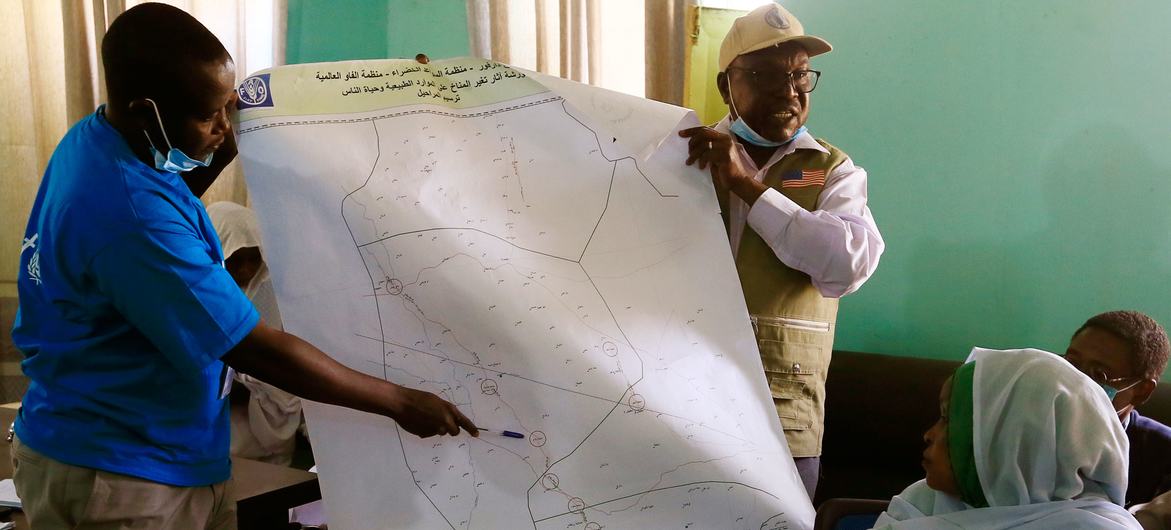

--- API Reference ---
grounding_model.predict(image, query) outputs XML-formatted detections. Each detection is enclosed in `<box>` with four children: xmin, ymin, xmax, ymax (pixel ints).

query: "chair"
<box><xmin>814</xmin><ymin>498</ymin><xmax>891</xmax><ymax>530</ymax></box>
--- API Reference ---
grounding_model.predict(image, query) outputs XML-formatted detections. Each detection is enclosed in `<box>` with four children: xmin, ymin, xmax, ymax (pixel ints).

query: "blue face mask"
<box><xmin>1100</xmin><ymin>379</ymin><xmax>1140</xmax><ymax>404</ymax></box>
<box><xmin>142</xmin><ymin>98</ymin><xmax>213</xmax><ymax>173</ymax></box>
<box><xmin>730</xmin><ymin>119</ymin><xmax>806</xmax><ymax>148</ymax></box>
<box><xmin>727</xmin><ymin>84</ymin><xmax>806</xmax><ymax>148</ymax></box>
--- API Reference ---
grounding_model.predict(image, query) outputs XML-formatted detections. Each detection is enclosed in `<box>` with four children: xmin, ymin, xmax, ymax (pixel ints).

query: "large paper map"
<box><xmin>235</xmin><ymin>57</ymin><xmax>813</xmax><ymax>530</ymax></box>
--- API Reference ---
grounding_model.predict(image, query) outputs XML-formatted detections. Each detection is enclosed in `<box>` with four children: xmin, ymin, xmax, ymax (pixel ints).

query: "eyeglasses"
<box><xmin>727</xmin><ymin>67</ymin><xmax>821</xmax><ymax>94</ymax></box>
<box><xmin>1060</xmin><ymin>353</ymin><xmax>1140</xmax><ymax>388</ymax></box>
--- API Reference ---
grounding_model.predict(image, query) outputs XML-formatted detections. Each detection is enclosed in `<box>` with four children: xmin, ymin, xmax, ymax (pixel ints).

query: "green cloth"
<box><xmin>948</xmin><ymin>361</ymin><xmax>989</xmax><ymax>508</ymax></box>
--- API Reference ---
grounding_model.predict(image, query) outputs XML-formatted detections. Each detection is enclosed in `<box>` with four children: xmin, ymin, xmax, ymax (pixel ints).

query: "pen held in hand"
<box><xmin>477</xmin><ymin>428</ymin><xmax>525</xmax><ymax>439</ymax></box>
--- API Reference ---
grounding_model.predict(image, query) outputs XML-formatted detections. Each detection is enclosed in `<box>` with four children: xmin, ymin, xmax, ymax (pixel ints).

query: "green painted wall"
<box><xmin>386</xmin><ymin>0</ymin><xmax>469</xmax><ymax>60</ymax></box>
<box><xmin>748</xmin><ymin>1</ymin><xmax>1171</xmax><ymax>364</ymax></box>
<box><xmin>287</xmin><ymin>0</ymin><xmax>389</xmax><ymax>63</ymax></box>
<box><xmin>287</xmin><ymin>0</ymin><xmax>469</xmax><ymax>64</ymax></box>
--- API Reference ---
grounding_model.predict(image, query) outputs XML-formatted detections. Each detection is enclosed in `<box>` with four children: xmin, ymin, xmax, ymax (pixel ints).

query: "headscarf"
<box><xmin>207</xmin><ymin>201</ymin><xmax>300</xmax><ymax>465</ymax></box>
<box><xmin>873</xmin><ymin>347</ymin><xmax>1140</xmax><ymax>529</ymax></box>
<box><xmin>206</xmin><ymin>201</ymin><xmax>282</xmax><ymax>329</ymax></box>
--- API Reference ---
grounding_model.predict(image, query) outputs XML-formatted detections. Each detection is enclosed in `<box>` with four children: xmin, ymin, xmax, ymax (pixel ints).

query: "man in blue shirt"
<box><xmin>10</xmin><ymin>4</ymin><xmax>476</xmax><ymax>528</ymax></box>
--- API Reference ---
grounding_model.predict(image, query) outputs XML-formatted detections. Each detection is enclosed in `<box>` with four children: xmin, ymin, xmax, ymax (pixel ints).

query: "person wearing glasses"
<box><xmin>1062</xmin><ymin>310</ymin><xmax>1171</xmax><ymax>507</ymax></box>
<box><xmin>678</xmin><ymin>3</ymin><xmax>883</xmax><ymax>496</ymax></box>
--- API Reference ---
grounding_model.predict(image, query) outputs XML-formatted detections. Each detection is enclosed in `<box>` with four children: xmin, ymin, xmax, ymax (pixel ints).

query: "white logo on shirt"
<box><xmin>27</xmin><ymin>251</ymin><xmax>41</xmax><ymax>285</ymax></box>
<box><xmin>22</xmin><ymin>233</ymin><xmax>41</xmax><ymax>285</ymax></box>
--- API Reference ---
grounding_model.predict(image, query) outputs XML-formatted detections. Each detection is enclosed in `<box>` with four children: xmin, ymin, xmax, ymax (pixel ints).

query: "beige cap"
<box><xmin>718</xmin><ymin>3</ymin><xmax>832</xmax><ymax>71</ymax></box>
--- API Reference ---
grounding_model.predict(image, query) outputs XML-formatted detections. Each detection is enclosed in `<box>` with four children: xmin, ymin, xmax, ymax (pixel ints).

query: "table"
<box><xmin>0</xmin><ymin>405</ymin><xmax>320</xmax><ymax>529</ymax></box>
<box><xmin>233</xmin><ymin>457</ymin><xmax>321</xmax><ymax>529</ymax></box>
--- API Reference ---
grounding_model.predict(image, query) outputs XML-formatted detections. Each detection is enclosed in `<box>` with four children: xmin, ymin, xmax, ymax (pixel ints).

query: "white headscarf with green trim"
<box><xmin>873</xmin><ymin>347</ymin><xmax>1140</xmax><ymax>529</ymax></box>
<box><xmin>207</xmin><ymin>201</ymin><xmax>301</xmax><ymax>464</ymax></box>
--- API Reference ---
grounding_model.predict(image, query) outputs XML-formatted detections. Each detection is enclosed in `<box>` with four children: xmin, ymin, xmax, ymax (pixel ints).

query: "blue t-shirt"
<box><xmin>11</xmin><ymin>107</ymin><xmax>259</xmax><ymax>487</ymax></box>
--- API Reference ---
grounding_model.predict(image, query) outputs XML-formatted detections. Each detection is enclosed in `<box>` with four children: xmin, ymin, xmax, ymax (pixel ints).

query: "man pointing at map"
<box><xmin>10</xmin><ymin>5</ymin><xmax>474</xmax><ymax>528</ymax></box>
<box><xmin>680</xmin><ymin>3</ymin><xmax>885</xmax><ymax>496</ymax></box>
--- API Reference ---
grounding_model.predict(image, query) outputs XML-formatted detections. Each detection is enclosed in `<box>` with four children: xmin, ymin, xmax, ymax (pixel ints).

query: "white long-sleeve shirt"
<box><xmin>716</xmin><ymin>117</ymin><xmax>884</xmax><ymax>298</ymax></box>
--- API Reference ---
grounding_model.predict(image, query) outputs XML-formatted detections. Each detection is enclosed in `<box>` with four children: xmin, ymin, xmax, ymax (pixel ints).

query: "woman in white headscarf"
<box><xmin>207</xmin><ymin>201</ymin><xmax>303</xmax><ymax>466</ymax></box>
<box><xmin>872</xmin><ymin>347</ymin><xmax>1141</xmax><ymax>529</ymax></box>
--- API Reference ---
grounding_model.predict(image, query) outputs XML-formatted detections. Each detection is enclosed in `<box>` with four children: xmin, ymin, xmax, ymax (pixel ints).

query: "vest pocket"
<box><xmin>752</xmin><ymin>317</ymin><xmax>832</xmax><ymax>456</ymax></box>
<box><xmin>756</xmin><ymin>320</ymin><xmax>829</xmax><ymax>439</ymax></box>
<box><xmin>758</xmin><ymin>339</ymin><xmax>821</xmax><ymax>375</ymax></box>
<box><xmin>751</xmin><ymin>315</ymin><xmax>831</xmax><ymax>335</ymax></box>
<box><xmin>766</xmin><ymin>373</ymin><xmax>813</xmax><ymax>431</ymax></box>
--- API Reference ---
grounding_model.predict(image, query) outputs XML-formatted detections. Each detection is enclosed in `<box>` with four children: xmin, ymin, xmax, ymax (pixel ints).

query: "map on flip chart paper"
<box><xmin>235</xmin><ymin>57</ymin><xmax>813</xmax><ymax>530</ymax></box>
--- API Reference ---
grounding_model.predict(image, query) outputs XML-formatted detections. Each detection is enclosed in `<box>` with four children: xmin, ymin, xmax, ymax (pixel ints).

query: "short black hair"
<box><xmin>1074</xmin><ymin>310</ymin><xmax>1170</xmax><ymax>380</ymax></box>
<box><xmin>101</xmin><ymin>2</ymin><xmax>230</xmax><ymax>108</ymax></box>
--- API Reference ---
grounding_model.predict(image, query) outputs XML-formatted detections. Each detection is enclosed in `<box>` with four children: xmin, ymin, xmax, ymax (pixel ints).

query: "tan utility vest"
<box><xmin>735</xmin><ymin>138</ymin><xmax>848</xmax><ymax>457</ymax></box>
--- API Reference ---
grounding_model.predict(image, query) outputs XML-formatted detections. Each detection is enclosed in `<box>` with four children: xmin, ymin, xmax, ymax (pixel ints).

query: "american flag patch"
<box><xmin>781</xmin><ymin>169</ymin><xmax>827</xmax><ymax>188</ymax></box>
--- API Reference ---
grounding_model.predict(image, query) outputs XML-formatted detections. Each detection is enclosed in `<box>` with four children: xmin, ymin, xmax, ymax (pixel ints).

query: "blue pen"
<box><xmin>478</xmin><ymin>428</ymin><xmax>526</xmax><ymax>439</ymax></box>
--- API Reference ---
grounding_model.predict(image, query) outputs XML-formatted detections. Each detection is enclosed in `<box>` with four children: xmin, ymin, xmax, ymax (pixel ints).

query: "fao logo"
<box><xmin>765</xmin><ymin>6</ymin><xmax>789</xmax><ymax>30</ymax></box>
<box><xmin>237</xmin><ymin>74</ymin><xmax>273</xmax><ymax>109</ymax></box>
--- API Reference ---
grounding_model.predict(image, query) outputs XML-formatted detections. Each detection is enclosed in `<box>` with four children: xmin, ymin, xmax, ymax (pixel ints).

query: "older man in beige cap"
<box><xmin>679</xmin><ymin>3</ymin><xmax>884</xmax><ymax>497</ymax></box>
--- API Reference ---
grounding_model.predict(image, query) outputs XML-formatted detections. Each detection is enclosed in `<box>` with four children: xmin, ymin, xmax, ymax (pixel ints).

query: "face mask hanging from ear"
<box><xmin>726</xmin><ymin>80</ymin><xmax>806</xmax><ymax>148</ymax></box>
<box><xmin>142</xmin><ymin>98</ymin><xmax>213</xmax><ymax>173</ymax></box>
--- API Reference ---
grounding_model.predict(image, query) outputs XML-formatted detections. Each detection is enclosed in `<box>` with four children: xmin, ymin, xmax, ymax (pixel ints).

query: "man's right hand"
<box><xmin>388</xmin><ymin>385</ymin><xmax>479</xmax><ymax>438</ymax></box>
<box><xmin>224</xmin><ymin>323</ymin><xmax>480</xmax><ymax>440</ymax></box>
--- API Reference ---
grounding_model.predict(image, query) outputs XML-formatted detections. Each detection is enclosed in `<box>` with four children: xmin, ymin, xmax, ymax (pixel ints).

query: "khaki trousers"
<box><xmin>10</xmin><ymin>435</ymin><xmax>236</xmax><ymax>530</ymax></box>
